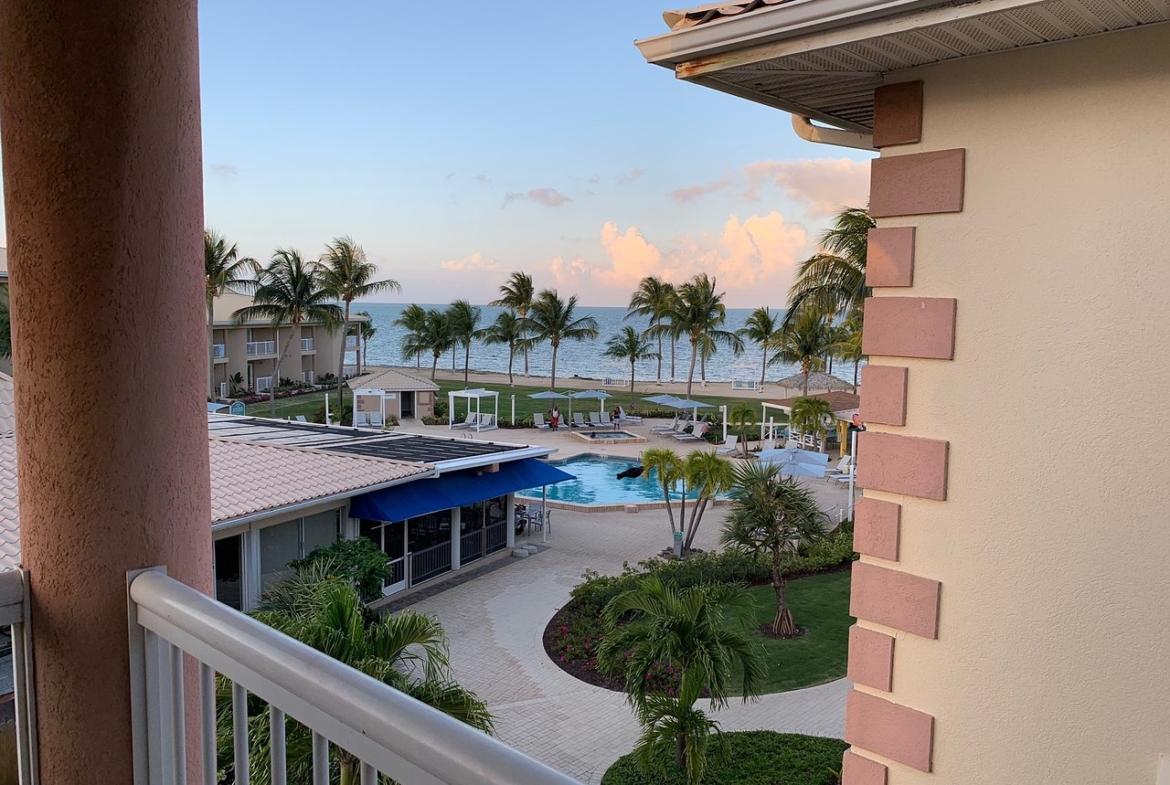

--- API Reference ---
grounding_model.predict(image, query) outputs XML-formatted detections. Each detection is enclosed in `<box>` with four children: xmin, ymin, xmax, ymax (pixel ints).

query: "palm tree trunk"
<box><xmin>684</xmin><ymin>496</ymin><xmax>709</xmax><ymax>551</ymax></box>
<box><xmin>685</xmin><ymin>339</ymin><xmax>699</xmax><ymax>398</ymax></box>
<box><xmin>655</xmin><ymin>318</ymin><xmax>662</xmax><ymax>382</ymax></box>
<box><xmin>337</xmin><ymin>300</ymin><xmax>351</xmax><ymax>413</ymax></box>
<box><xmin>853</xmin><ymin>358</ymin><xmax>860</xmax><ymax>388</ymax></box>
<box><xmin>676</xmin><ymin>734</ymin><xmax>686</xmax><ymax>771</ymax></box>
<box><xmin>670</xmin><ymin>338</ymin><xmax>676</xmax><ymax>382</ymax></box>
<box><xmin>772</xmin><ymin>548</ymin><xmax>795</xmax><ymax>635</ymax></box>
<box><xmin>802</xmin><ymin>364</ymin><xmax>810</xmax><ymax>396</ymax></box>
<box><xmin>760</xmin><ymin>346</ymin><xmax>767</xmax><ymax>386</ymax></box>
<box><xmin>207</xmin><ymin>300</ymin><xmax>215</xmax><ymax>398</ymax></box>
<box><xmin>700</xmin><ymin>352</ymin><xmax>706</xmax><ymax>383</ymax></box>
<box><xmin>361</xmin><ymin>336</ymin><xmax>368</xmax><ymax>375</ymax></box>
<box><xmin>271</xmin><ymin>324</ymin><xmax>296</xmax><ymax>417</ymax></box>
<box><xmin>431</xmin><ymin>352</ymin><xmax>439</xmax><ymax>381</ymax></box>
<box><xmin>661</xmin><ymin>480</ymin><xmax>676</xmax><ymax>535</ymax></box>
<box><xmin>463</xmin><ymin>341</ymin><xmax>471</xmax><ymax>386</ymax></box>
<box><xmin>340</xmin><ymin>759</ymin><xmax>354</xmax><ymax>785</ymax></box>
<box><xmin>629</xmin><ymin>360</ymin><xmax>636</xmax><ymax>400</ymax></box>
<box><xmin>550</xmin><ymin>342</ymin><xmax>558</xmax><ymax>388</ymax></box>
<box><xmin>507</xmin><ymin>344</ymin><xmax>514</xmax><ymax>385</ymax></box>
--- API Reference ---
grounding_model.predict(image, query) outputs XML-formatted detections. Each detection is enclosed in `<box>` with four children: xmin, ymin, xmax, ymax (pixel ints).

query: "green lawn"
<box><xmin>728</xmin><ymin>571</ymin><xmax>853</xmax><ymax>695</ymax></box>
<box><xmin>243</xmin><ymin>390</ymin><xmax>332</xmax><ymax>419</ymax></box>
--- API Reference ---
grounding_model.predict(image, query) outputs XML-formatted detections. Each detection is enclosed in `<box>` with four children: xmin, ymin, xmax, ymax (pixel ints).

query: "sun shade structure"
<box><xmin>758</xmin><ymin>447</ymin><xmax>830</xmax><ymax>478</ymax></box>
<box><xmin>349</xmin><ymin>458</ymin><xmax>573</xmax><ymax>522</ymax></box>
<box><xmin>569</xmin><ymin>389</ymin><xmax>613</xmax><ymax>413</ymax></box>
<box><xmin>529</xmin><ymin>389</ymin><xmax>575</xmax><ymax>422</ymax></box>
<box><xmin>448</xmin><ymin>388</ymin><xmax>499</xmax><ymax>432</ymax></box>
<box><xmin>774</xmin><ymin>372</ymin><xmax>856</xmax><ymax>393</ymax></box>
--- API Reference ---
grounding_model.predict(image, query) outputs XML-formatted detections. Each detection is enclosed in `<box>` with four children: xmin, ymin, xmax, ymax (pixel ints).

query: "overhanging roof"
<box><xmin>638</xmin><ymin>0</ymin><xmax>1170</xmax><ymax>132</ymax></box>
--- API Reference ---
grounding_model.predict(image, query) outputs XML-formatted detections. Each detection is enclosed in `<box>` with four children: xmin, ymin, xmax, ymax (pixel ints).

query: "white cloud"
<box><xmin>669</xmin><ymin>158</ymin><xmax>870</xmax><ymax>218</ymax></box>
<box><xmin>438</xmin><ymin>253</ymin><xmax>506</xmax><ymax>274</ymax></box>
<box><xmin>210</xmin><ymin>163</ymin><xmax>238</xmax><ymax>178</ymax></box>
<box><xmin>503</xmin><ymin>188</ymin><xmax>572</xmax><ymax>208</ymax></box>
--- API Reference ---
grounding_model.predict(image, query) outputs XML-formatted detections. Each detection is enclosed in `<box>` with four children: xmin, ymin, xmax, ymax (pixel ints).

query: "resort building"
<box><xmin>347</xmin><ymin>367</ymin><xmax>440</xmax><ymax>422</ymax></box>
<box><xmin>638</xmin><ymin>3</ymin><xmax>1170</xmax><ymax>785</ymax></box>
<box><xmin>210</xmin><ymin>289</ymin><xmax>366</xmax><ymax>395</ymax></box>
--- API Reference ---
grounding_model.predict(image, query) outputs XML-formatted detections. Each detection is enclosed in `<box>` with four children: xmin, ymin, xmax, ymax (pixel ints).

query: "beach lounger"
<box><xmin>618</xmin><ymin>406</ymin><xmax>642</xmax><ymax>424</ymax></box>
<box><xmin>835</xmin><ymin>465</ymin><xmax>855</xmax><ymax>484</ymax></box>
<box><xmin>571</xmin><ymin>412</ymin><xmax>589</xmax><ymax>428</ymax></box>
<box><xmin>588</xmin><ymin>412</ymin><xmax>604</xmax><ymax>427</ymax></box>
<box><xmin>450</xmin><ymin>412</ymin><xmax>476</xmax><ymax>429</ymax></box>
<box><xmin>295</xmin><ymin>415</ymin><xmax>308</xmax><ymax>423</ymax></box>
<box><xmin>673</xmin><ymin>423</ymin><xmax>709</xmax><ymax>442</ymax></box>
<box><xmin>717</xmin><ymin>435</ymin><xmax>739</xmax><ymax>455</ymax></box>
<box><xmin>600</xmin><ymin>411</ymin><xmax>614</xmax><ymax>427</ymax></box>
<box><xmin>650</xmin><ymin>416</ymin><xmax>679</xmax><ymax>433</ymax></box>
<box><xmin>533</xmin><ymin>412</ymin><xmax>550</xmax><ymax>429</ymax></box>
<box><xmin>477</xmin><ymin>413</ymin><xmax>496</xmax><ymax>430</ymax></box>
<box><xmin>825</xmin><ymin>455</ymin><xmax>852</xmax><ymax>480</ymax></box>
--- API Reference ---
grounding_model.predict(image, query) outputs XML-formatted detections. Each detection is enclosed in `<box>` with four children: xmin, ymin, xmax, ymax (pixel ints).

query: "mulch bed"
<box><xmin>758</xmin><ymin>624</ymin><xmax>806</xmax><ymax>640</ymax></box>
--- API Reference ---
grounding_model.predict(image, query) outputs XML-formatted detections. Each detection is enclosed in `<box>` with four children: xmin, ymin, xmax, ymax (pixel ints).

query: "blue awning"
<box><xmin>350</xmin><ymin>458</ymin><xmax>574</xmax><ymax>523</ymax></box>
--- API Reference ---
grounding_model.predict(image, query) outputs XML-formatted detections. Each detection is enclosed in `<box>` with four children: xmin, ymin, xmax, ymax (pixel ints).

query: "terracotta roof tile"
<box><xmin>0</xmin><ymin>373</ymin><xmax>12</xmax><ymax>437</ymax></box>
<box><xmin>0</xmin><ymin>438</ymin><xmax>19</xmax><ymax>572</ymax></box>
<box><xmin>664</xmin><ymin>0</ymin><xmax>793</xmax><ymax>31</ymax></box>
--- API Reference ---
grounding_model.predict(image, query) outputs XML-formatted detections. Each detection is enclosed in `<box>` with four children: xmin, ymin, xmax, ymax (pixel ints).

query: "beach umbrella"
<box><xmin>758</xmin><ymin>447</ymin><xmax>830</xmax><ymax>479</ymax></box>
<box><xmin>571</xmin><ymin>389</ymin><xmax>613</xmax><ymax>413</ymax></box>
<box><xmin>774</xmin><ymin>371</ymin><xmax>855</xmax><ymax>394</ymax></box>
<box><xmin>664</xmin><ymin>397</ymin><xmax>713</xmax><ymax>422</ymax></box>
<box><xmin>529</xmin><ymin>389</ymin><xmax>573</xmax><ymax>422</ymax></box>
<box><xmin>642</xmin><ymin>394</ymin><xmax>682</xmax><ymax>406</ymax></box>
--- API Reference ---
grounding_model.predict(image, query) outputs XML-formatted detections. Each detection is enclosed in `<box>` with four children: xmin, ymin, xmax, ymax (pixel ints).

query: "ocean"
<box><xmin>356</xmin><ymin>303</ymin><xmax>859</xmax><ymax>387</ymax></box>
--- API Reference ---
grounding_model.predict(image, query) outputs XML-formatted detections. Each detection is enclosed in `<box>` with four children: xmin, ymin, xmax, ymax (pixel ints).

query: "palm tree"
<box><xmin>666</xmin><ymin>274</ymin><xmax>743</xmax><ymax>398</ymax></box>
<box><xmin>479</xmin><ymin>309</ymin><xmax>528</xmax><ymax>385</ymax></box>
<box><xmin>223</xmin><ymin>572</ymin><xmax>493</xmax><ymax>785</ymax></box>
<box><xmin>400</xmin><ymin>308</ymin><xmax>453</xmax><ymax>381</ymax></box>
<box><xmin>393</xmin><ymin>303</ymin><xmax>428</xmax><ymax>369</ymax></box>
<box><xmin>771</xmin><ymin>309</ymin><xmax>832</xmax><ymax>395</ymax></box>
<box><xmin>445</xmin><ymin>300</ymin><xmax>482</xmax><ymax>386</ymax></box>
<box><xmin>602</xmin><ymin>326</ymin><xmax>659</xmax><ymax>400</ymax></box>
<box><xmin>204</xmin><ymin>230</ymin><xmax>259</xmax><ymax>396</ymax></box>
<box><xmin>784</xmin><ymin>206</ymin><xmax>874</xmax><ymax>329</ymax></box>
<box><xmin>642</xmin><ymin>448</ymin><xmax>685</xmax><ymax>538</ymax></box>
<box><xmin>355</xmin><ymin>310</ymin><xmax>376</xmax><ymax>375</ymax></box>
<box><xmin>729</xmin><ymin>403</ymin><xmax>755</xmax><ymax>458</ymax></box>
<box><xmin>319</xmin><ymin>236</ymin><xmax>401</xmax><ymax>411</ymax></box>
<box><xmin>626</xmin><ymin>277</ymin><xmax>676</xmax><ymax>383</ymax></box>
<box><xmin>523</xmin><ymin>289</ymin><xmax>598</xmax><ymax>388</ymax></box>
<box><xmin>490</xmin><ymin>272</ymin><xmax>535</xmax><ymax>375</ymax></box>
<box><xmin>597</xmin><ymin>577</ymin><xmax>765</xmax><ymax>784</ymax></box>
<box><xmin>722</xmin><ymin>462</ymin><xmax>828</xmax><ymax>636</ymax></box>
<box><xmin>232</xmin><ymin>250</ymin><xmax>341</xmax><ymax>416</ymax></box>
<box><xmin>738</xmin><ymin>307</ymin><xmax>782</xmax><ymax>387</ymax></box>
<box><xmin>680</xmin><ymin>451</ymin><xmax>736</xmax><ymax>552</ymax></box>
<box><xmin>832</xmin><ymin>311</ymin><xmax>865</xmax><ymax>388</ymax></box>
<box><xmin>790</xmin><ymin>396</ymin><xmax>834</xmax><ymax>453</ymax></box>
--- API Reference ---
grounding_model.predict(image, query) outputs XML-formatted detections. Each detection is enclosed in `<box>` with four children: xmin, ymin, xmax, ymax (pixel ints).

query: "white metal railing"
<box><xmin>256</xmin><ymin>376</ymin><xmax>273</xmax><ymax>393</ymax></box>
<box><xmin>345</xmin><ymin>336</ymin><xmax>358</xmax><ymax>348</ymax></box>
<box><xmin>303</xmin><ymin>370</ymin><xmax>315</xmax><ymax>384</ymax></box>
<box><xmin>246</xmin><ymin>341</ymin><xmax>276</xmax><ymax>357</ymax></box>
<box><xmin>212</xmin><ymin>344</ymin><xmax>226</xmax><ymax>359</ymax></box>
<box><xmin>0</xmin><ymin>570</ymin><xmax>38</xmax><ymax>785</ymax></box>
<box><xmin>343</xmin><ymin>364</ymin><xmax>358</xmax><ymax>377</ymax></box>
<box><xmin>128</xmin><ymin>568</ymin><xmax>580</xmax><ymax>785</ymax></box>
<box><xmin>732</xmin><ymin>379</ymin><xmax>759</xmax><ymax>391</ymax></box>
<box><xmin>301</xmin><ymin>338</ymin><xmax>314</xmax><ymax>352</ymax></box>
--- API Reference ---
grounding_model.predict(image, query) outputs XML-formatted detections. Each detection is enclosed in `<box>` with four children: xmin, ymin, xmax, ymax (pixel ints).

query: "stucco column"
<box><xmin>505</xmin><ymin>493</ymin><xmax>516</xmax><ymax>549</ymax></box>
<box><xmin>450</xmin><ymin>507</ymin><xmax>462</xmax><ymax>570</ymax></box>
<box><xmin>0</xmin><ymin>0</ymin><xmax>212</xmax><ymax>781</ymax></box>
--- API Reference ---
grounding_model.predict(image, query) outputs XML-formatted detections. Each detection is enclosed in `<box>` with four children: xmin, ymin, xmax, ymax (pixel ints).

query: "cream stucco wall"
<box><xmin>865</xmin><ymin>24</ymin><xmax>1170</xmax><ymax>785</ymax></box>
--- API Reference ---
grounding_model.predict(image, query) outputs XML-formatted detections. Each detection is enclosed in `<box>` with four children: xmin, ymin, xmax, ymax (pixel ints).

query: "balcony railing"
<box><xmin>301</xmin><ymin>338</ymin><xmax>314</xmax><ymax>352</ymax></box>
<box><xmin>127</xmin><ymin>568</ymin><xmax>580</xmax><ymax>785</ymax></box>
<box><xmin>486</xmin><ymin>521</ymin><xmax>509</xmax><ymax>555</ymax></box>
<box><xmin>256</xmin><ymin>376</ymin><xmax>273</xmax><ymax>393</ymax></box>
<box><xmin>460</xmin><ymin>530</ymin><xmax>483</xmax><ymax>566</ymax></box>
<box><xmin>246</xmin><ymin>341</ymin><xmax>276</xmax><ymax>357</ymax></box>
<box><xmin>345</xmin><ymin>336</ymin><xmax>359</xmax><ymax>348</ymax></box>
<box><xmin>212</xmin><ymin>344</ymin><xmax>226</xmax><ymax>359</ymax></box>
<box><xmin>410</xmin><ymin>542</ymin><xmax>451</xmax><ymax>585</ymax></box>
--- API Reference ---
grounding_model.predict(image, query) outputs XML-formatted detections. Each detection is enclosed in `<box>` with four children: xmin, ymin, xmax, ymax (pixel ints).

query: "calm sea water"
<box><xmin>357</xmin><ymin>302</ymin><xmax>858</xmax><ymax>385</ymax></box>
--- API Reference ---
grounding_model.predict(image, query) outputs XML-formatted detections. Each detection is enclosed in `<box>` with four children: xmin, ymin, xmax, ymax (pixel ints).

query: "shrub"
<box><xmin>601</xmin><ymin>731</ymin><xmax>847</xmax><ymax>785</ymax></box>
<box><xmin>311</xmin><ymin>403</ymin><xmax>352</xmax><ymax>425</ymax></box>
<box><xmin>433</xmin><ymin>399</ymin><xmax>448</xmax><ymax>418</ymax></box>
<box><xmin>289</xmin><ymin>537</ymin><xmax>391</xmax><ymax>603</ymax></box>
<box><xmin>421</xmin><ymin>415</ymin><xmax>446</xmax><ymax>425</ymax></box>
<box><xmin>317</xmin><ymin>373</ymin><xmax>337</xmax><ymax>385</ymax></box>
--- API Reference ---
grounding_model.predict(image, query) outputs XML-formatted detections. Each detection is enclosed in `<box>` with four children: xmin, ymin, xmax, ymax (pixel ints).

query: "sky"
<box><xmin>194</xmin><ymin>2</ymin><xmax>874</xmax><ymax>308</ymax></box>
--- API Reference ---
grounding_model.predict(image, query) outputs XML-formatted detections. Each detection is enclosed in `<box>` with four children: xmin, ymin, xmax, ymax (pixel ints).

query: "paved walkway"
<box><xmin>403</xmin><ymin>501</ymin><xmax>849</xmax><ymax>783</ymax></box>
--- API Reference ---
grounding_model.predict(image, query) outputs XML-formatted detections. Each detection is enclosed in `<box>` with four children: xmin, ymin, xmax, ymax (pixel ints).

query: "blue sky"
<box><xmin>199</xmin><ymin>2</ymin><xmax>872</xmax><ymax>307</ymax></box>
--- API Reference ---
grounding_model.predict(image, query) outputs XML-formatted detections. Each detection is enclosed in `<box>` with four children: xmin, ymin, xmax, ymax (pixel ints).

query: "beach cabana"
<box><xmin>773</xmin><ymin>371</ymin><xmax>856</xmax><ymax>396</ymax></box>
<box><xmin>761</xmin><ymin>391</ymin><xmax>860</xmax><ymax>451</ymax></box>
<box><xmin>448</xmin><ymin>388</ymin><xmax>499</xmax><ymax>432</ymax></box>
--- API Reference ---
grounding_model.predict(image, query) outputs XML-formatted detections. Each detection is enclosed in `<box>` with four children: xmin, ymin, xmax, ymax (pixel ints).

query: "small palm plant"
<box><xmin>729</xmin><ymin>403</ymin><xmax>755</xmax><ymax>458</ymax></box>
<box><xmin>642</xmin><ymin>448</ymin><xmax>685</xmax><ymax>539</ymax></box>
<box><xmin>722</xmin><ymin>462</ymin><xmax>828</xmax><ymax>636</ymax></box>
<box><xmin>597</xmin><ymin>576</ymin><xmax>765</xmax><ymax>785</ymax></box>
<box><xmin>790</xmin><ymin>396</ymin><xmax>834</xmax><ymax>453</ymax></box>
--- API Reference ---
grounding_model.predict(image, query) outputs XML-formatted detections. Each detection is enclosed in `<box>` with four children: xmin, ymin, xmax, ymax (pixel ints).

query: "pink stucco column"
<box><xmin>0</xmin><ymin>0</ymin><xmax>212</xmax><ymax>781</ymax></box>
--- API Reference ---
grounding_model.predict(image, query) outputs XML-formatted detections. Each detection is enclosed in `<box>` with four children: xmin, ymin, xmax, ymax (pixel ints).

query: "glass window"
<box><xmin>460</xmin><ymin>501</ymin><xmax>484</xmax><ymax>532</ymax></box>
<box><xmin>214</xmin><ymin>535</ymin><xmax>243</xmax><ymax>610</ymax></box>
<box><xmin>302</xmin><ymin>510</ymin><xmax>339</xmax><ymax>556</ymax></box>
<box><xmin>259</xmin><ymin>520</ymin><xmax>300</xmax><ymax>593</ymax></box>
<box><xmin>486</xmin><ymin>495</ymin><xmax>508</xmax><ymax>526</ymax></box>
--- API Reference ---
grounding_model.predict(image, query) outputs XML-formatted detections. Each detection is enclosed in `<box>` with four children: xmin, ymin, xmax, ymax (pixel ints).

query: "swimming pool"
<box><xmin>517</xmin><ymin>453</ymin><xmax>730</xmax><ymax>507</ymax></box>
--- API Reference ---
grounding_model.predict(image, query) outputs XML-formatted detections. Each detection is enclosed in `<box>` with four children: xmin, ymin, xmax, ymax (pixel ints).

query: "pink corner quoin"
<box><xmin>850</xmin><ymin>561</ymin><xmax>941</xmax><ymax>639</ymax></box>
<box><xmin>854</xmin><ymin>497</ymin><xmax>900</xmax><ymax>561</ymax></box>
<box><xmin>846</xmin><ymin>690</ymin><xmax>935</xmax><ymax>772</ymax></box>
<box><xmin>862</xmin><ymin>297</ymin><xmax>957</xmax><ymax>360</ymax></box>
<box><xmin>842</xmin><ymin>749</ymin><xmax>889</xmax><ymax>785</ymax></box>
<box><xmin>860</xmin><ymin>365</ymin><xmax>908</xmax><ymax>426</ymax></box>
<box><xmin>848</xmin><ymin>625</ymin><xmax>895</xmax><ymax>691</ymax></box>
<box><xmin>856</xmin><ymin>431</ymin><xmax>949</xmax><ymax>501</ymax></box>
<box><xmin>866</xmin><ymin>227</ymin><xmax>915</xmax><ymax>287</ymax></box>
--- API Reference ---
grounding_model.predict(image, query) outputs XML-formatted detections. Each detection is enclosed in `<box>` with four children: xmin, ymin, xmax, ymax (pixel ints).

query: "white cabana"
<box><xmin>448</xmin><ymin>388</ymin><xmax>499</xmax><ymax>432</ymax></box>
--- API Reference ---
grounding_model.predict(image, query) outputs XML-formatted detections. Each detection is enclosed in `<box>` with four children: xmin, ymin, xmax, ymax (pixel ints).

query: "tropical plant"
<box><xmin>603</xmin><ymin>326</ymin><xmax>659</xmax><ymax>399</ymax></box>
<box><xmin>832</xmin><ymin>310</ymin><xmax>864</xmax><ymax>388</ymax></box>
<box><xmin>221</xmin><ymin>573</ymin><xmax>492</xmax><ymax>785</ymax></box>
<box><xmin>204</xmin><ymin>229</ymin><xmax>259</xmax><ymax>396</ymax></box>
<box><xmin>228</xmin><ymin>371</ymin><xmax>246</xmax><ymax>396</ymax></box>
<box><xmin>722</xmin><ymin>462</ymin><xmax>828</xmax><ymax>636</ymax></box>
<box><xmin>319</xmin><ymin>236</ymin><xmax>401</xmax><ymax>410</ymax></box>
<box><xmin>232</xmin><ymin>250</ymin><xmax>341</xmax><ymax>416</ymax></box>
<box><xmin>738</xmin><ymin>307</ymin><xmax>782</xmax><ymax>387</ymax></box>
<box><xmin>626</xmin><ymin>276</ymin><xmax>677</xmax><ymax>383</ymax></box>
<box><xmin>356</xmin><ymin>310</ymin><xmax>376</xmax><ymax>375</ymax></box>
<box><xmin>728</xmin><ymin>403</ymin><xmax>755</xmax><ymax>459</ymax></box>
<box><xmin>597</xmin><ymin>577</ymin><xmax>765</xmax><ymax>785</ymax></box>
<box><xmin>784</xmin><ymin>206</ymin><xmax>874</xmax><ymax>329</ymax></box>
<box><xmin>479</xmin><ymin>309</ymin><xmax>529</xmax><ymax>385</ymax></box>
<box><xmin>401</xmin><ymin>308</ymin><xmax>453</xmax><ymax>381</ymax></box>
<box><xmin>664</xmin><ymin>274</ymin><xmax>743</xmax><ymax>398</ymax></box>
<box><xmin>0</xmin><ymin>289</ymin><xmax>10</xmax><ymax>360</ymax></box>
<box><xmin>771</xmin><ymin>309</ymin><xmax>832</xmax><ymax>396</ymax></box>
<box><xmin>489</xmin><ymin>272</ymin><xmax>536</xmax><ymax>375</ymax></box>
<box><xmin>288</xmin><ymin>537</ymin><xmax>393</xmax><ymax>603</ymax></box>
<box><xmin>393</xmin><ymin>303</ymin><xmax>429</xmax><ymax>369</ymax></box>
<box><xmin>642</xmin><ymin>448</ymin><xmax>685</xmax><ymax>538</ymax></box>
<box><xmin>789</xmin><ymin>396</ymin><xmax>834</xmax><ymax>453</ymax></box>
<box><xmin>679</xmin><ymin>452</ymin><xmax>735</xmax><ymax>552</ymax></box>
<box><xmin>523</xmin><ymin>289</ymin><xmax>599</xmax><ymax>388</ymax></box>
<box><xmin>445</xmin><ymin>299</ymin><xmax>482</xmax><ymax>386</ymax></box>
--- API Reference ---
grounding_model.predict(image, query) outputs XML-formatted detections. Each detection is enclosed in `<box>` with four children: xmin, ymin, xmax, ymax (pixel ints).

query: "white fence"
<box><xmin>127</xmin><ymin>569</ymin><xmax>581</xmax><ymax>785</ymax></box>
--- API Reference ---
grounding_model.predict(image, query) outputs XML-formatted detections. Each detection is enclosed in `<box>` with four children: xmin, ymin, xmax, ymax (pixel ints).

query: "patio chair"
<box><xmin>835</xmin><ymin>465</ymin><xmax>856</xmax><ymax>484</ymax></box>
<box><xmin>673</xmin><ymin>422</ymin><xmax>709</xmax><ymax>442</ymax></box>
<box><xmin>717</xmin><ymin>435</ymin><xmax>739</xmax><ymax>455</ymax></box>
<box><xmin>600</xmin><ymin>411</ymin><xmax>613</xmax><ymax>427</ymax></box>
<box><xmin>618</xmin><ymin>406</ymin><xmax>642</xmax><ymax>424</ymax></box>
<box><xmin>571</xmin><ymin>412</ymin><xmax>589</xmax><ymax>428</ymax></box>
<box><xmin>825</xmin><ymin>455</ymin><xmax>852</xmax><ymax>480</ymax></box>
<box><xmin>650</xmin><ymin>415</ymin><xmax>679</xmax><ymax>433</ymax></box>
<box><xmin>295</xmin><ymin>415</ymin><xmax>308</xmax><ymax>423</ymax></box>
<box><xmin>477</xmin><ymin>413</ymin><xmax>496</xmax><ymax>430</ymax></box>
<box><xmin>588</xmin><ymin>412</ymin><xmax>604</xmax><ymax>427</ymax></box>
<box><xmin>533</xmin><ymin>412</ymin><xmax>550</xmax><ymax>429</ymax></box>
<box><xmin>450</xmin><ymin>412</ymin><xmax>477</xmax><ymax>429</ymax></box>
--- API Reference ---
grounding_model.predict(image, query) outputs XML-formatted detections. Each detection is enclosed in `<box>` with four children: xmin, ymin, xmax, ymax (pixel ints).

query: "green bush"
<box><xmin>421</xmin><ymin>415</ymin><xmax>446</xmax><ymax>425</ymax></box>
<box><xmin>311</xmin><ymin>403</ymin><xmax>352</xmax><ymax>425</ymax></box>
<box><xmin>290</xmin><ymin>537</ymin><xmax>391</xmax><ymax>602</ymax></box>
<box><xmin>601</xmin><ymin>731</ymin><xmax>847</xmax><ymax>785</ymax></box>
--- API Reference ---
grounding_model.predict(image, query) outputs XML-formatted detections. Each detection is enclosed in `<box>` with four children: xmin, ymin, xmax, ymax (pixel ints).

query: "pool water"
<box><xmin>518</xmin><ymin>453</ymin><xmax>730</xmax><ymax>506</ymax></box>
<box><xmin>575</xmin><ymin>431</ymin><xmax>641</xmax><ymax>440</ymax></box>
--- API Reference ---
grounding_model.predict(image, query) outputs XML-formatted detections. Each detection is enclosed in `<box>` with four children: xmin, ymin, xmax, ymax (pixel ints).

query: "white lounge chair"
<box><xmin>717</xmin><ymin>435</ymin><xmax>739</xmax><ymax>455</ymax></box>
<box><xmin>825</xmin><ymin>455</ymin><xmax>853</xmax><ymax>480</ymax></box>
<box><xmin>618</xmin><ymin>406</ymin><xmax>642</xmax><ymax>424</ymax></box>
<box><xmin>295</xmin><ymin>415</ymin><xmax>308</xmax><ymax>423</ymax></box>
<box><xmin>835</xmin><ymin>465</ymin><xmax>856</xmax><ymax>484</ymax></box>
<box><xmin>533</xmin><ymin>412</ymin><xmax>550</xmax><ymax>429</ymax></box>
<box><xmin>650</xmin><ymin>416</ymin><xmax>679</xmax><ymax>434</ymax></box>
<box><xmin>476</xmin><ymin>413</ymin><xmax>496</xmax><ymax>431</ymax></box>
<box><xmin>600</xmin><ymin>411</ymin><xmax>614</xmax><ymax>427</ymax></box>
<box><xmin>450</xmin><ymin>412</ymin><xmax>476</xmax><ymax>429</ymax></box>
<box><xmin>571</xmin><ymin>412</ymin><xmax>589</xmax><ymax>428</ymax></box>
<box><xmin>674</xmin><ymin>423</ymin><xmax>709</xmax><ymax>442</ymax></box>
<box><xmin>588</xmin><ymin>412</ymin><xmax>604</xmax><ymax>427</ymax></box>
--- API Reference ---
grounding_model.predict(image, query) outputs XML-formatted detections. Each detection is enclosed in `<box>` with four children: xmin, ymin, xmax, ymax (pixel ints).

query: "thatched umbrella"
<box><xmin>774</xmin><ymin>371</ymin><xmax>855</xmax><ymax>395</ymax></box>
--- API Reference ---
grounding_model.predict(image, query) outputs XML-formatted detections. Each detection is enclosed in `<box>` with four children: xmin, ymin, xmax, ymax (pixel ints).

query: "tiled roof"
<box><xmin>0</xmin><ymin>438</ymin><xmax>18</xmax><ymax>572</ymax></box>
<box><xmin>209</xmin><ymin>437</ymin><xmax>431</xmax><ymax>524</ymax></box>
<box><xmin>664</xmin><ymin>0</ymin><xmax>792</xmax><ymax>30</ymax></box>
<box><xmin>348</xmin><ymin>367</ymin><xmax>439</xmax><ymax>393</ymax></box>
<box><xmin>769</xmin><ymin>391</ymin><xmax>861</xmax><ymax>413</ymax></box>
<box><xmin>0</xmin><ymin>373</ymin><xmax>13</xmax><ymax>436</ymax></box>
